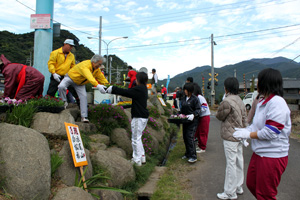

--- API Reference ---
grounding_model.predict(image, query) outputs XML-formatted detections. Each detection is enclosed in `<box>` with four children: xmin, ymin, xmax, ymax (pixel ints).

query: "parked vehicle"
<box><xmin>243</xmin><ymin>91</ymin><xmax>258</xmax><ymax>110</ymax></box>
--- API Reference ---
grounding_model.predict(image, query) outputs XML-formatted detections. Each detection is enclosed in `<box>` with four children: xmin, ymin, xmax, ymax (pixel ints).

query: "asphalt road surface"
<box><xmin>187</xmin><ymin>114</ymin><xmax>300</xmax><ymax>200</ymax></box>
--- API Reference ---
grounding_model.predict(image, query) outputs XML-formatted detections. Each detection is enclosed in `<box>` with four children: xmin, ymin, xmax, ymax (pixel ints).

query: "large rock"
<box><xmin>89</xmin><ymin>134</ymin><xmax>110</xmax><ymax>146</ymax></box>
<box><xmin>75</xmin><ymin>122</ymin><xmax>97</xmax><ymax>133</ymax></box>
<box><xmin>53</xmin><ymin>186</ymin><xmax>94</xmax><ymax>200</ymax></box>
<box><xmin>56</xmin><ymin>142</ymin><xmax>93</xmax><ymax>186</ymax></box>
<box><xmin>148</xmin><ymin>96</ymin><xmax>164</xmax><ymax>115</ymax></box>
<box><xmin>107</xmin><ymin>146</ymin><xmax>127</xmax><ymax>158</ymax></box>
<box><xmin>67</xmin><ymin>107</ymin><xmax>81</xmax><ymax>122</ymax></box>
<box><xmin>0</xmin><ymin>123</ymin><xmax>51</xmax><ymax>200</ymax></box>
<box><xmin>91</xmin><ymin>189</ymin><xmax>124</xmax><ymax>200</ymax></box>
<box><xmin>91</xmin><ymin>150</ymin><xmax>135</xmax><ymax>187</ymax></box>
<box><xmin>31</xmin><ymin>110</ymin><xmax>75</xmax><ymax>137</ymax></box>
<box><xmin>147</xmin><ymin>127</ymin><xmax>165</xmax><ymax>144</ymax></box>
<box><xmin>123</xmin><ymin>109</ymin><xmax>132</xmax><ymax>121</ymax></box>
<box><xmin>110</xmin><ymin>128</ymin><xmax>132</xmax><ymax>156</ymax></box>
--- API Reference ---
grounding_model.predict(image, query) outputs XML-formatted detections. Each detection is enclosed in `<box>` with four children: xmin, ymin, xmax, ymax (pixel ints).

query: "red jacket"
<box><xmin>127</xmin><ymin>70</ymin><xmax>137</xmax><ymax>88</ymax></box>
<box><xmin>161</xmin><ymin>87</ymin><xmax>167</xmax><ymax>95</ymax></box>
<box><xmin>0</xmin><ymin>54</ymin><xmax>45</xmax><ymax>100</ymax></box>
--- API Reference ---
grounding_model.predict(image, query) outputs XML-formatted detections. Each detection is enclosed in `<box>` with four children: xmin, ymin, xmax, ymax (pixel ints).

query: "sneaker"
<box><xmin>217</xmin><ymin>192</ymin><xmax>237</xmax><ymax>199</ymax></box>
<box><xmin>187</xmin><ymin>158</ymin><xmax>197</xmax><ymax>163</ymax></box>
<box><xmin>130</xmin><ymin>159</ymin><xmax>142</xmax><ymax>167</ymax></box>
<box><xmin>196</xmin><ymin>148</ymin><xmax>206</xmax><ymax>153</ymax></box>
<box><xmin>141</xmin><ymin>155</ymin><xmax>146</xmax><ymax>164</ymax></box>
<box><xmin>81</xmin><ymin>117</ymin><xmax>89</xmax><ymax>123</ymax></box>
<box><xmin>182</xmin><ymin>155</ymin><xmax>187</xmax><ymax>159</ymax></box>
<box><xmin>64</xmin><ymin>101</ymin><xmax>68</xmax><ymax>109</ymax></box>
<box><xmin>236</xmin><ymin>187</ymin><xmax>243</xmax><ymax>195</ymax></box>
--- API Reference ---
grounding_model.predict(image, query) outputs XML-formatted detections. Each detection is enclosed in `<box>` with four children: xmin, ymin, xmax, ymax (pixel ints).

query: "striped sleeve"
<box><xmin>265</xmin><ymin>120</ymin><xmax>284</xmax><ymax>134</ymax></box>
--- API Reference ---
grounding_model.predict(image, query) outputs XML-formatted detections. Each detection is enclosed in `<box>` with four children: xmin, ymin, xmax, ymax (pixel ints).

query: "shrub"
<box><xmin>51</xmin><ymin>152</ymin><xmax>64</xmax><ymax>176</ymax></box>
<box><xmin>142</xmin><ymin>127</ymin><xmax>154</xmax><ymax>156</ymax></box>
<box><xmin>163</xmin><ymin>106</ymin><xmax>172</xmax><ymax>117</ymax></box>
<box><xmin>88</xmin><ymin>104</ymin><xmax>129</xmax><ymax>136</ymax></box>
<box><xmin>148</xmin><ymin>106</ymin><xmax>160</xmax><ymax>119</ymax></box>
<box><xmin>27</xmin><ymin>95</ymin><xmax>64</xmax><ymax>107</ymax></box>
<box><xmin>80</xmin><ymin>132</ymin><xmax>91</xmax><ymax>150</ymax></box>
<box><xmin>148</xmin><ymin>117</ymin><xmax>160</xmax><ymax>131</ymax></box>
<box><xmin>6</xmin><ymin>104</ymin><xmax>36</xmax><ymax>127</ymax></box>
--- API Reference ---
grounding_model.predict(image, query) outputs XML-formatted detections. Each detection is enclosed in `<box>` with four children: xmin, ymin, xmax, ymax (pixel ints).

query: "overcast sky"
<box><xmin>1</xmin><ymin>0</ymin><xmax>300</xmax><ymax>79</ymax></box>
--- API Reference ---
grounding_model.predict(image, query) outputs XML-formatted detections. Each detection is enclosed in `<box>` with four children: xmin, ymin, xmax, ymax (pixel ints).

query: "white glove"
<box><xmin>187</xmin><ymin>114</ymin><xmax>194</xmax><ymax>121</ymax></box>
<box><xmin>106</xmin><ymin>86</ymin><xmax>113</xmax><ymax>94</ymax></box>
<box><xmin>53</xmin><ymin>73</ymin><xmax>61</xmax><ymax>82</ymax></box>
<box><xmin>240</xmin><ymin>139</ymin><xmax>249</xmax><ymax>147</ymax></box>
<box><xmin>233</xmin><ymin>128</ymin><xmax>251</xmax><ymax>139</ymax></box>
<box><xmin>97</xmin><ymin>84</ymin><xmax>107</xmax><ymax>94</ymax></box>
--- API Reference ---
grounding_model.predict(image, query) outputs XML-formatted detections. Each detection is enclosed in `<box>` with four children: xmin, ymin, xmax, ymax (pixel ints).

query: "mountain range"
<box><xmin>1</xmin><ymin>30</ymin><xmax>299</xmax><ymax>102</ymax></box>
<box><xmin>158</xmin><ymin>57</ymin><xmax>300</xmax><ymax>102</ymax></box>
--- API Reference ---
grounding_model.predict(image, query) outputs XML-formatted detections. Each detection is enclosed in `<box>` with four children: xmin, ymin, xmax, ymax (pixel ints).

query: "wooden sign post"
<box><xmin>158</xmin><ymin>97</ymin><xmax>166</xmax><ymax>107</ymax></box>
<box><xmin>64</xmin><ymin>122</ymin><xmax>88</xmax><ymax>191</ymax></box>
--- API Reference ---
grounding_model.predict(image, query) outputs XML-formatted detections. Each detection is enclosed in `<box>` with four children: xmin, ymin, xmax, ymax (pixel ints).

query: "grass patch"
<box><xmin>151</xmin><ymin>127</ymin><xmax>193</xmax><ymax>200</ymax></box>
<box><xmin>51</xmin><ymin>152</ymin><xmax>64</xmax><ymax>176</ymax></box>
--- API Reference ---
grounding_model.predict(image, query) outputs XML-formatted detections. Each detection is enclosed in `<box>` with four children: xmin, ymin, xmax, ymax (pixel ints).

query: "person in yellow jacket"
<box><xmin>58</xmin><ymin>54</ymin><xmax>108</xmax><ymax>123</ymax></box>
<box><xmin>47</xmin><ymin>39</ymin><xmax>78</xmax><ymax>103</ymax></box>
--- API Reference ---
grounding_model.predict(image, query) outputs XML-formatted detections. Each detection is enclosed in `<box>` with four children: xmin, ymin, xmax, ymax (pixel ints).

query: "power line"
<box><xmin>106</xmin><ymin>23</ymin><xmax>300</xmax><ymax>51</ymax></box>
<box><xmin>289</xmin><ymin>54</ymin><xmax>300</xmax><ymax>63</ymax></box>
<box><xmin>15</xmin><ymin>0</ymin><xmax>97</xmax><ymax>37</ymax></box>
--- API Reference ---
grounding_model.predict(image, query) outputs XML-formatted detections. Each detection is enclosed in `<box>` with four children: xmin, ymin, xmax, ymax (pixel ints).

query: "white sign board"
<box><xmin>30</xmin><ymin>14</ymin><xmax>51</xmax><ymax>29</ymax></box>
<box><xmin>64</xmin><ymin>123</ymin><xmax>88</xmax><ymax>167</ymax></box>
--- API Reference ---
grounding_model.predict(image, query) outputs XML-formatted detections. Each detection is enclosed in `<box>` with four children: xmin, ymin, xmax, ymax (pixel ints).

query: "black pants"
<box><xmin>47</xmin><ymin>75</ymin><xmax>79</xmax><ymax>104</ymax></box>
<box><xmin>182</xmin><ymin>120</ymin><xmax>198</xmax><ymax>159</ymax></box>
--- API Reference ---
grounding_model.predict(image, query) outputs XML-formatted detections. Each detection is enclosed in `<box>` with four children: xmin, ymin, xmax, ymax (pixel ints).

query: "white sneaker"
<box><xmin>81</xmin><ymin>117</ymin><xmax>89</xmax><ymax>123</ymax></box>
<box><xmin>64</xmin><ymin>101</ymin><xmax>68</xmax><ymax>109</ymax></box>
<box><xmin>217</xmin><ymin>192</ymin><xmax>237</xmax><ymax>199</ymax></box>
<box><xmin>236</xmin><ymin>187</ymin><xmax>243</xmax><ymax>195</ymax></box>
<box><xmin>130</xmin><ymin>159</ymin><xmax>142</xmax><ymax>167</ymax></box>
<box><xmin>196</xmin><ymin>148</ymin><xmax>206</xmax><ymax>153</ymax></box>
<box><xmin>141</xmin><ymin>155</ymin><xmax>146</xmax><ymax>164</ymax></box>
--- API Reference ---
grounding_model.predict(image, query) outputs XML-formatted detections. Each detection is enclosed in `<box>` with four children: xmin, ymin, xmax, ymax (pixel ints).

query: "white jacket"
<box><xmin>247</xmin><ymin>95</ymin><xmax>291</xmax><ymax>158</ymax></box>
<box><xmin>198</xmin><ymin>95</ymin><xmax>210</xmax><ymax>117</ymax></box>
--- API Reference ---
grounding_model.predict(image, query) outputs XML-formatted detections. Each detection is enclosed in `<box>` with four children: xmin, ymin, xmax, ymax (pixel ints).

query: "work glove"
<box><xmin>53</xmin><ymin>73</ymin><xmax>61</xmax><ymax>82</ymax></box>
<box><xmin>97</xmin><ymin>84</ymin><xmax>107</xmax><ymax>94</ymax></box>
<box><xmin>106</xmin><ymin>86</ymin><xmax>113</xmax><ymax>94</ymax></box>
<box><xmin>233</xmin><ymin>128</ymin><xmax>251</xmax><ymax>140</ymax></box>
<box><xmin>187</xmin><ymin>114</ymin><xmax>194</xmax><ymax>121</ymax></box>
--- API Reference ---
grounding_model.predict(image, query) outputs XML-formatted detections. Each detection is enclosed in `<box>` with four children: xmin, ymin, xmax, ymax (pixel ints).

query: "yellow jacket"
<box><xmin>68</xmin><ymin>60</ymin><xmax>108</xmax><ymax>86</ymax></box>
<box><xmin>48</xmin><ymin>47</ymin><xmax>75</xmax><ymax>76</ymax></box>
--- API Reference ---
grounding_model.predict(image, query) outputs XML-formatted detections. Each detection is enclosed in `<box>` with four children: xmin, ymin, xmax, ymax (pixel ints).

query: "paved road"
<box><xmin>187</xmin><ymin>114</ymin><xmax>300</xmax><ymax>200</ymax></box>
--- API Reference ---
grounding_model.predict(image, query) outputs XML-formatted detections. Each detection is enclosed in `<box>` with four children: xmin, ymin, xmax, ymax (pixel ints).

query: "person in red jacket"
<box><xmin>125</xmin><ymin>66</ymin><xmax>137</xmax><ymax>88</ymax></box>
<box><xmin>0</xmin><ymin>54</ymin><xmax>44</xmax><ymax>100</ymax></box>
<box><xmin>161</xmin><ymin>84</ymin><xmax>167</xmax><ymax>101</ymax></box>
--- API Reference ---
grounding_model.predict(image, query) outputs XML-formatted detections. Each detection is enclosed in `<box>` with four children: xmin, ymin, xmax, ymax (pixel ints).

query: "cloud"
<box><xmin>116</xmin><ymin>1</ymin><xmax>137</xmax><ymax>10</ymax></box>
<box><xmin>134</xmin><ymin>16</ymin><xmax>207</xmax><ymax>39</ymax></box>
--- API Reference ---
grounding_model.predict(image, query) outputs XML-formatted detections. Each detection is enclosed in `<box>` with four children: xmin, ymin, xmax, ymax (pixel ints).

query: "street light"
<box><xmin>102</xmin><ymin>37</ymin><xmax>128</xmax><ymax>83</ymax></box>
<box><xmin>87</xmin><ymin>36</ymin><xmax>128</xmax><ymax>83</ymax></box>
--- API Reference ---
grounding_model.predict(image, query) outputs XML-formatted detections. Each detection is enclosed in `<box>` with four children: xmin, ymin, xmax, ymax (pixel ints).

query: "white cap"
<box><xmin>100</xmin><ymin>64</ymin><xmax>105</xmax><ymax>70</ymax></box>
<box><xmin>64</xmin><ymin>39</ymin><xmax>75</xmax><ymax>46</ymax></box>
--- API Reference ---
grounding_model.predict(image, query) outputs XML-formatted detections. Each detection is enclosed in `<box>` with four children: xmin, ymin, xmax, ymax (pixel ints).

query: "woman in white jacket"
<box><xmin>233</xmin><ymin>68</ymin><xmax>291</xmax><ymax>200</ymax></box>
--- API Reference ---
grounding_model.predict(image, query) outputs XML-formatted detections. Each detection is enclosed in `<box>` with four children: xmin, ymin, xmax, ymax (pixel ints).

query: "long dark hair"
<box><xmin>183</xmin><ymin>82</ymin><xmax>194</xmax><ymax>96</ymax></box>
<box><xmin>257</xmin><ymin>68</ymin><xmax>283</xmax><ymax>97</ymax></box>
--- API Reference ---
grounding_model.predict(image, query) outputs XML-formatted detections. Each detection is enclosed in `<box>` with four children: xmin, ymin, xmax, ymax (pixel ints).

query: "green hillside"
<box><xmin>159</xmin><ymin>58</ymin><xmax>300</xmax><ymax>102</ymax></box>
<box><xmin>0</xmin><ymin>30</ymin><xmax>128</xmax><ymax>83</ymax></box>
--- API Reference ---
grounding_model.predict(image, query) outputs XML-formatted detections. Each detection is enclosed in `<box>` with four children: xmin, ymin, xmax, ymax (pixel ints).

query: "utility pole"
<box><xmin>234</xmin><ymin>69</ymin><xmax>236</xmax><ymax>78</ymax></box>
<box><xmin>109</xmin><ymin>57</ymin><xmax>113</xmax><ymax>83</ymax></box>
<box><xmin>99</xmin><ymin>16</ymin><xmax>102</xmax><ymax>56</ymax></box>
<box><xmin>210</xmin><ymin>34</ymin><xmax>216</xmax><ymax>107</ymax></box>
